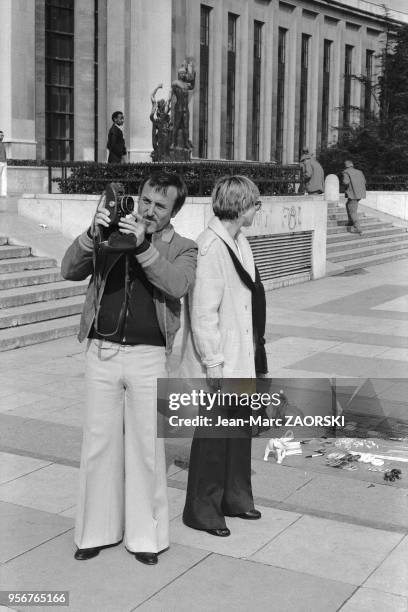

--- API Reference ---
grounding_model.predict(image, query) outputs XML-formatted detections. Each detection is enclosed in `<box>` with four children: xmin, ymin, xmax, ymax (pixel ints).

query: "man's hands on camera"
<box><xmin>118</xmin><ymin>213</ymin><xmax>146</xmax><ymax>247</ymax></box>
<box><xmin>90</xmin><ymin>196</ymin><xmax>147</xmax><ymax>248</ymax></box>
<box><xmin>206</xmin><ymin>364</ymin><xmax>223</xmax><ymax>391</ymax></box>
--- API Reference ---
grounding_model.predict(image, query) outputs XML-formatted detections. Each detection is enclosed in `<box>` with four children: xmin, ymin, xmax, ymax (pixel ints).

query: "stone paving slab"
<box><xmin>0</xmin><ymin>452</ymin><xmax>51</xmax><ymax>484</ymax></box>
<box><xmin>169</xmin><ymin>505</ymin><xmax>300</xmax><ymax>558</ymax></box>
<box><xmin>287</xmin><ymin>352</ymin><xmax>408</xmax><ymax>378</ymax></box>
<box><xmin>285</xmin><ymin>473</ymin><xmax>408</xmax><ymax>530</ymax></box>
<box><xmin>0</xmin><ymin>463</ymin><xmax>78</xmax><ymax>514</ymax></box>
<box><xmin>0</xmin><ymin>532</ymin><xmax>208</xmax><ymax>612</ymax></box>
<box><xmin>365</xmin><ymin>534</ymin><xmax>408</xmax><ymax>597</ymax></box>
<box><xmin>340</xmin><ymin>587</ymin><xmax>408</xmax><ymax>612</ymax></box>
<box><xmin>0</xmin><ymin>501</ymin><xmax>72</xmax><ymax>563</ymax></box>
<box><xmin>0</xmin><ymin>414</ymin><xmax>81</xmax><ymax>466</ymax></box>
<box><xmin>250</xmin><ymin>515</ymin><xmax>403</xmax><ymax>586</ymax></box>
<box><xmin>139</xmin><ymin>553</ymin><xmax>355</xmax><ymax>612</ymax></box>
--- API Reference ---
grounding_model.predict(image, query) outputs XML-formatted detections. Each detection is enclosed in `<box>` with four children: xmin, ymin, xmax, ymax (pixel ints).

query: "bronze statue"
<box><xmin>170</xmin><ymin>59</ymin><xmax>196</xmax><ymax>152</ymax></box>
<box><xmin>150</xmin><ymin>84</ymin><xmax>172</xmax><ymax>161</ymax></box>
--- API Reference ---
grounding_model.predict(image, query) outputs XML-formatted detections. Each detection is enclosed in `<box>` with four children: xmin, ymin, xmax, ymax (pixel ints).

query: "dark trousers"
<box><xmin>346</xmin><ymin>198</ymin><xmax>361</xmax><ymax>230</ymax></box>
<box><xmin>183</xmin><ymin>415</ymin><xmax>254</xmax><ymax>530</ymax></box>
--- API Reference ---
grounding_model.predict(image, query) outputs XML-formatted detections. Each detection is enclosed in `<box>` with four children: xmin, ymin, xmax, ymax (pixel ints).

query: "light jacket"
<box><xmin>178</xmin><ymin>216</ymin><xmax>256</xmax><ymax>379</ymax></box>
<box><xmin>300</xmin><ymin>154</ymin><xmax>325</xmax><ymax>193</ymax></box>
<box><xmin>61</xmin><ymin>225</ymin><xmax>197</xmax><ymax>354</ymax></box>
<box><xmin>343</xmin><ymin>167</ymin><xmax>366</xmax><ymax>200</ymax></box>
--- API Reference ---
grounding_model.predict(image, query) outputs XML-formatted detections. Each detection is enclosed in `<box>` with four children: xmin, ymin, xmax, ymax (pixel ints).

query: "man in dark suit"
<box><xmin>107</xmin><ymin>111</ymin><xmax>127</xmax><ymax>163</ymax></box>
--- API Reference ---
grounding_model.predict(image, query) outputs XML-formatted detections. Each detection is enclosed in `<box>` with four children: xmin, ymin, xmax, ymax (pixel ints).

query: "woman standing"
<box><xmin>179</xmin><ymin>175</ymin><xmax>266</xmax><ymax>537</ymax></box>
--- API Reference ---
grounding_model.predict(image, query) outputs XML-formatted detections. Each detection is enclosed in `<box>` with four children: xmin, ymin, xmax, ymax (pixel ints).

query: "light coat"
<box><xmin>300</xmin><ymin>154</ymin><xmax>325</xmax><ymax>193</ymax></box>
<box><xmin>179</xmin><ymin>216</ymin><xmax>256</xmax><ymax>379</ymax></box>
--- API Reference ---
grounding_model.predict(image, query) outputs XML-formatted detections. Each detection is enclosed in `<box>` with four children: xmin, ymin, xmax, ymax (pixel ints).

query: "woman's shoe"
<box><xmin>205</xmin><ymin>528</ymin><xmax>231</xmax><ymax>537</ymax></box>
<box><xmin>227</xmin><ymin>509</ymin><xmax>262</xmax><ymax>520</ymax></box>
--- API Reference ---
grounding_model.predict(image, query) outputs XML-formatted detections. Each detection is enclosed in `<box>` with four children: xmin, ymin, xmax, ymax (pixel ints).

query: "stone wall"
<box><xmin>17</xmin><ymin>193</ymin><xmax>327</xmax><ymax>285</ymax></box>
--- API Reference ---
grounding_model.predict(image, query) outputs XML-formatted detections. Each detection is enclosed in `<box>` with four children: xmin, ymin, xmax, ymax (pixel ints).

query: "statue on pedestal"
<box><xmin>150</xmin><ymin>84</ymin><xmax>172</xmax><ymax>162</ymax></box>
<box><xmin>149</xmin><ymin>59</ymin><xmax>196</xmax><ymax>162</ymax></box>
<box><xmin>170</xmin><ymin>59</ymin><xmax>196</xmax><ymax>160</ymax></box>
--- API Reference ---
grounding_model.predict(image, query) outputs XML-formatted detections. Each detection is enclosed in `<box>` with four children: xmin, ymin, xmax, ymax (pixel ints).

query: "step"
<box><xmin>327</xmin><ymin>241</ymin><xmax>408</xmax><ymax>263</ymax></box>
<box><xmin>0</xmin><ymin>315</ymin><xmax>81</xmax><ymax>351</ymax></box>
<box><xmin>337</xmin><ymin>248</ymin><xmax>408</xmax><ymax>271</ymax></box>
<box><xmin>327</xmin><ymin>218</ymin><xmax>390</xmax><ymax>228</ymax></box>
<box><xmin>0</xmin><ymin>295</ymin><xmax>85</xmax><ymax>329</ymax></box>
<box><xmin>327</xmin><ymin>232</ymin><xmax>408</xmax><ymax>253</ymax></box>
<box><xmin>327</xmin><ymin>211</ymin><xmax>368</xmax><ymax>220</ymax></box>
<box><xmin>327</xmin><ymin>220</ymin><xmax>393</xmax><ymax>234</ymax></box>
<box><xmin>0</xmin><ymin>280</ymin><xmax>88</xmax><ymax>309</ymax></box>
<box><xmin>327</xmin><ymin>227</ymin><xmax>404</xmax><ymax>243</ymax></box>
<box><xmin>0</xmin><ymin>268</ymin><xmax>63</xmax><ymax>290</ymax></box>
<box><xmin>0</xmin><ymin>245</ymin><xmax>31</xmax><ymax>260</ymax></box>
<box><xmin>0</xmin><ymin>256</ymin><xmax>57</xmax><ymax>274</ymax></box>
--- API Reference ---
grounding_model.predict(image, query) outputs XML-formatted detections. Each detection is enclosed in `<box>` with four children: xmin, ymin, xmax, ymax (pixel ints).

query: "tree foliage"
<box><xmin>318</xmin><ymin>18</ymin><xmax>408</xmax><ymax>176</ymax></box>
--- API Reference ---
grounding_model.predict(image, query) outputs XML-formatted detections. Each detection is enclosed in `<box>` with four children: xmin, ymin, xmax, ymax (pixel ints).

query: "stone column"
<box><xmin>106</xmin><ymin>0</ymin><xmax>127</xmax><ymax>152</ymax></box>
<box><xmin>127</xmin><ymin>0</ymin><xmax>172</xmax><ymax>162</ymax></box>
<box><xmin>0</xmin><ymin>0</ymin><xmax>36</xmax><ymax>159</ymax></box>
<box><xmin>74</xmin><ymin>0</ymin><xmax>95</xmax><ymax>160</ymax></box>
<box><xmin>285</xmin><ymin>7</ymin><xmax>300</xmax><ymax>163</ymax></box>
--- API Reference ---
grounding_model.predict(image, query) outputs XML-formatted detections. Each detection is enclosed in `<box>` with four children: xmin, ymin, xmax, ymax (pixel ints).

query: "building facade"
<box><xmin>0</xmin><ymin>0</ymin><xmax>407</xmax><ymax>164</ymax></box>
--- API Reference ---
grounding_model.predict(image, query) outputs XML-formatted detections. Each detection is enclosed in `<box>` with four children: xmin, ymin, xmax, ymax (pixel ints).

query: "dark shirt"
<box><xmin>90</xmin><ymin>250</ymin><xmax>164</xmax><ymax>346</ymax></box>
<box><xmin>107</xmin><ymin>124</ymin><xmax>126</xmax><ymax>163</ymax></box>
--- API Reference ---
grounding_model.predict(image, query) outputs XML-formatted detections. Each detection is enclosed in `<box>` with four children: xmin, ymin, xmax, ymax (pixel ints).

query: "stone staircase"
<box><xmin>326</xmin><ymin>202</ymin><xmax>408</xmax><ymax>271</ymax></box>
<box><xmin>0</xmin><ymin>235</ymin><xmax>87</xmax><ymax>351</ymax></box>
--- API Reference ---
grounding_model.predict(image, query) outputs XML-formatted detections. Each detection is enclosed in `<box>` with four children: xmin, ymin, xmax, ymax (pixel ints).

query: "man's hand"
<box><xmin>91</xmin><ymin>194</ymin><xmax>111</xmax><ymax>236</ymax></box>
<box><xmin>206</xmin><ymin>364</ymin><xmax>223</xmax><ymax>391</ymax></box>
<box><xmin>118</xmin><ymin>213</ymin><xmax>147</xmax><ymax>248</ymax></box>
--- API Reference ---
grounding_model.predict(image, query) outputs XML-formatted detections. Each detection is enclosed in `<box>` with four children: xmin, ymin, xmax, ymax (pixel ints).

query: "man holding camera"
<box><xmin>61</xmin><ymin>172</ymin><xmax>197</xmax><ymax>565</ymax></box>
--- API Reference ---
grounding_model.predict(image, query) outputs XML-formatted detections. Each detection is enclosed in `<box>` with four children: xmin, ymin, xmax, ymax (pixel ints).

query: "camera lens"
<box><xmin>119</xmin><ymin>196</ymin><xmax>135</xmax><ymax>215</ymax></box>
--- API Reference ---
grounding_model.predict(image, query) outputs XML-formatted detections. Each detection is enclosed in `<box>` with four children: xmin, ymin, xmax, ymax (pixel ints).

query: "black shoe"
<box><xmin>74</xmin><ymin>546</ymin><xmax>101</xmax><ymax>560</ymax></box>
<box><xmin>205</xmin><ymin>528</ymin><xmax>231</xmax><ymax>537</ymax></box>
<box><xmin>228</xmin><ymin>509</ymin><xmax>262</xmax><ymax>520</ymax></box>
<box><xmin>135</xmin><ymin>552</ymin><xmax>158</xmax><ymax>565</ymax></box>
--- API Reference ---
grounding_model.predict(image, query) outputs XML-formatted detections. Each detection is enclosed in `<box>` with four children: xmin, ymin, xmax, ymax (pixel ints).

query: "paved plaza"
<box><xmin>0</xmin><ymin>258</ymin><xmax>407</xmax><ymax>611</ymax></box>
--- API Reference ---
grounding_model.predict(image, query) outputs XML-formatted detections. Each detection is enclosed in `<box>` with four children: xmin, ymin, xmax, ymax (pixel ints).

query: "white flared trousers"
<box><xmin>74</xmin><ymin>340</ymin><xmax>169</xmax><ymax>553</ymax></box>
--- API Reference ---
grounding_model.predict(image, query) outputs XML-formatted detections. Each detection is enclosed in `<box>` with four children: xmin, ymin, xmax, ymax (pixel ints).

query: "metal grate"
<box><xmin>248</xmin><ymin>232</ymin><xmax>313</xmax><ymax>280</ymax></box>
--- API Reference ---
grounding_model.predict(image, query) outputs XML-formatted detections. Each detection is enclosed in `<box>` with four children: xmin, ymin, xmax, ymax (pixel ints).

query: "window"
<box><xmin>226</xmin><ymin>13</ymin><xmax>238</xmax><ymax>160</ymax></box>
<box><xmin>199</xmin><ymin>5</ymin><xmax>211</xmax><ymax>158</ymax></box>
<box><xmin>275</xmin><ymin>28</ymin><xmax>286</xmax><ymax>163</ymax></box>
<box><xmin>321</xmin><ymin>39</ymin><xmax>332</xmax><ymax>148</ymax></box>
<box><xmin>343</xmin><ymin>45</ymin><xmax>353</xmax><ymax>127</ymax></box>
<box><xmin>365</xmin><ymin>50</ymin><xmax>374</xmax><ymax>122</ymax></box>
<box><xmin>299</xmin><ymin>34</ymin><xmax>310</xmax><ymax>157</ymax></box>
<box><xmin>252</xmin><ymin>21</ymin><xmax>263</xmax><ymax>160</ymax></box>
<box><xmin>45</xmin><ymin>0</ymin><xmax>74</xmax><ymax>160</ymax></box>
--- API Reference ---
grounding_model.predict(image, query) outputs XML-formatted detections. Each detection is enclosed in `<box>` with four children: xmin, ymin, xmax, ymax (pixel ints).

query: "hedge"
<box><xmin>49</xmin><ymin>161</ymin><xmax>301</xmax><ymax>196</ymax></box>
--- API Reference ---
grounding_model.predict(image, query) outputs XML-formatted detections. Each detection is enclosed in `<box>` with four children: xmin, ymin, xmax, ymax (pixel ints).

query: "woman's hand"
<box><xmin>206</xmin><ymin>364</ymin><xmax>223</xmax><ymax>391</ymax></box>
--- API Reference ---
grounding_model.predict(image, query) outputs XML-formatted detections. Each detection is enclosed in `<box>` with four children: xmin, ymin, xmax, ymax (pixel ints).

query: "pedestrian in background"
<box><xmin>342</xmin><ymin>160</ymin><xmax>366</xmax><ymax>235</ymax></box>
<box><xmin>107</xmin><ymin>111</ymin><xmax>127</xmax><ymax>163</ymax></box>
<box><xmin>0</xmin><ymin>131</ymin><xmax>7</xmax><ymax>174</ymax></box>
<box><xmin>300</xmin><ymin>148</ymin><xmax>324</xmax><ymax>194</ymax></box>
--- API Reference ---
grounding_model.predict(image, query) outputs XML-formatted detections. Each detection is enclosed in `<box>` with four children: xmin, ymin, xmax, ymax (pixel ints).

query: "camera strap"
<box><xmin>94</xmin><ymin>254</ymin><xmax>131</xmax><ymax>339</ymax></box>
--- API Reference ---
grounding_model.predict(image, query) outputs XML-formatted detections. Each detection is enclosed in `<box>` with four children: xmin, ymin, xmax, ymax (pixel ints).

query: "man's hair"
<box><xmin>302</xmin><ymin>147</ymin><xmax>309</xmax><ymax>154</ymax></box>
<box><xmin>345</xmin><ymin>160</ymin><xmax>354</xmax><ymax>168</ymax></box>
<box><xmin>212</xmin><ymin>175</ymin><xmax>260</xmax><ymax>220</ymax></box>
<box><xmin>138</xmin><ymin>172</ymin><xmax>188</xmax><ymax>215</ymax></box>
<box><xmin>111</xmin><ymin>111</ymin><xmax>123</xmax><ymax>122</ymax></box>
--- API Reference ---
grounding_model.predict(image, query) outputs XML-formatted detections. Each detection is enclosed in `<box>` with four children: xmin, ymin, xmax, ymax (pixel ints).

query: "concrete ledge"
<box><xmin>17</xmin><ymin>193</ymin><xmax>328</xmax><ymax>283</ymax></box>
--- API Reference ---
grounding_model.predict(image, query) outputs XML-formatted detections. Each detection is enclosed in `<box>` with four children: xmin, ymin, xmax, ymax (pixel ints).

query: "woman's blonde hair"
<box><xmin>212</xmin><ymin>175</ymin><xmax>260</xmax><ymax>220</ymax></box>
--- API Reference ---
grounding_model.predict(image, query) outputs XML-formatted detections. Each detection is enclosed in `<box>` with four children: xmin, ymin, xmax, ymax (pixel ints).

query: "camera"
<box><xmin>97</xmin><ymin>182</ymin><xmax>138</xmax><ymax>253</ymax></box>
<box><xmin>103</xmin><ymin>182</ymin><xmax>135</xmax><ymax>225</ymax></box>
